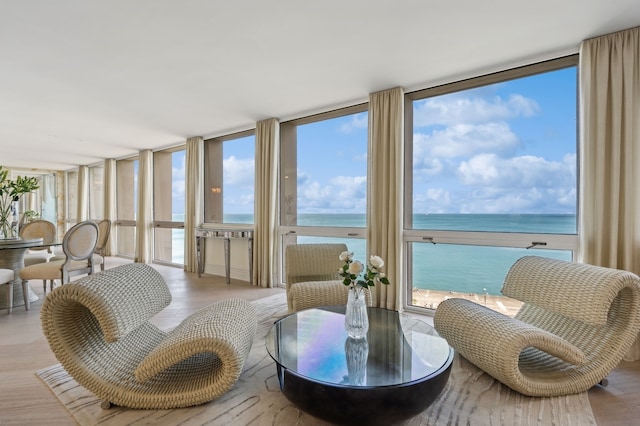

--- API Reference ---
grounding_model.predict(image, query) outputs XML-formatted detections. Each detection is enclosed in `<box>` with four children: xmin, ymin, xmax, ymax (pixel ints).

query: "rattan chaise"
<box><xmin>434</xmin><ymin>256</ymin><xmax>640</xmax><ymax>397</ymax></box>
<box><xmin>40</xmin><ymin>263</ymin><xmax>257</xmax><ymax>409</ymax></box>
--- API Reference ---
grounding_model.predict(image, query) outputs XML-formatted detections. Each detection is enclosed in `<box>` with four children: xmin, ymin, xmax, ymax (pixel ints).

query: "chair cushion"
<box><xmin>0</xmin><ymin>269</ymin><xmax>14</xmax><ymax>284</ymax></box>
<box><xmin>19</xmin><ymin>259</ymin><xmax>95</xmax><ymax>280</ymax></box>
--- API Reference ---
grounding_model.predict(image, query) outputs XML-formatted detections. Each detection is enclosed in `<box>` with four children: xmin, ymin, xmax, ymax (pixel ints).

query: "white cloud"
<box><xmin>339</xmin><ymin>112</ymin><xmax>368</xmax><ymax>133</ymax></box>
<box><xmin>295</xmin><ymin>174</ymin><xmax>367</xmax><ymax>213</ymax></box>
<box><xmin>414</xmin><ymin>122</ymin><xmax>520</xmax><ymax>160</ymax></box>
<box><xmin>223</xmin><ymin>155</ymin><xmax>255</xmax><ymax>186</ymax></box>
<box><xmin>414</xmin><ymin>93</ymin><xmax>539</xmax><ymax>127</ymax></box>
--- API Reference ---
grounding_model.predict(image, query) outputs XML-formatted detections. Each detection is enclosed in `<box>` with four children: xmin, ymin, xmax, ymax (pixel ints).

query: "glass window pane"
<box><xmin>281</xmin><ymin>111</ymin><xmax>368</xmax><ymax>228</ymax></box>
<box><xmin>411</xmin><ymin>67</ymin><xmax>577</xmax><ymax>234</ymax></box>
<box><xmin>205</xmin><ymin>133</ymin><xmax>255</xmax><ymax>224</ymax></box>
<box><xmin>409</xmin><ymin>242</ymin><xmax>571</xmax><ymax>312</ymax></box>
<box><xmin>89</xmin><ymin>165</ymin><xmax>104</xmax><ymax>220</ymax></box>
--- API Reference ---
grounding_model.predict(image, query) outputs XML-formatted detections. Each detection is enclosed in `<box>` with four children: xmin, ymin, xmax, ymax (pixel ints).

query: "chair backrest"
<box><xmin>285</xmin><ymin>243</ymin><xmax>348</xmax><ymax>290</ymax></box>
<box><xmin>94</xmin><ymin>219</ymin><xmax>112</xmax><ymax>255</ymax></box>
<box><xmin>19</xmin><ymin>220</ymin><xmax>56</xmax><ymax>252</ymax></box>
<box><xmin>61</xmin><ymin>221</ymin><xmax>99</xmax><ymax>283</ymax></box>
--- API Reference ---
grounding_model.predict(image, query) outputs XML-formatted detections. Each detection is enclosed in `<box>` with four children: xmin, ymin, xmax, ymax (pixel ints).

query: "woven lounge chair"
<box><xmin>285</xmin><ymin>243</ymin><xmax>372</xmax><ymax>312</ymax></box>
<box><xmin>40</xmin><ymin>262</ymin><xmax>257</xmax><ymax>409</ymax></box>
<box><xmin>434</xmin><ymin>255</ymin><xmax>640</xmax><ymax>397</ymax></box>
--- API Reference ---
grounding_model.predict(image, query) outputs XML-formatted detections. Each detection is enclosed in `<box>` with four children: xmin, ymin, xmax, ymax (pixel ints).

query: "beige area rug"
<box><xmin>37</xmin><ymin>293</ymin><xmax>596</xmax><ymax>425</ymax></box>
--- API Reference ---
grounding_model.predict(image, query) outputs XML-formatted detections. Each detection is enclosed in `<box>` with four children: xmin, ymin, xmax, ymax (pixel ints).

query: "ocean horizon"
<box><xmin>173</xmin><ymin>213</ymin><xmax>576</xmax><ymax>296</ymax></box>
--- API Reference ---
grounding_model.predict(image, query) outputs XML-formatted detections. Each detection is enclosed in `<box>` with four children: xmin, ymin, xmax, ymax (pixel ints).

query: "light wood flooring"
<box><xmin>1</xmin><ymin>257</ymin><xmax>639</xmax><ymax>425</ymax></box>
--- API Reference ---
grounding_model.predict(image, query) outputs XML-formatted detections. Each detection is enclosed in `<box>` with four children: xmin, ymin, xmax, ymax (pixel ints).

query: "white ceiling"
<box><xmin>1</xmin><ymin>0</ymin><xmax>639</xmax><ymax>172</ymax></box>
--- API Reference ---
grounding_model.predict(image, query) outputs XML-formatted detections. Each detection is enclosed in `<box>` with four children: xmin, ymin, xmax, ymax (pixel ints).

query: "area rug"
<box><xmin>37</xmin><ymin>293</ymin><xmax>597</xmax><ymax>425</ymax></box>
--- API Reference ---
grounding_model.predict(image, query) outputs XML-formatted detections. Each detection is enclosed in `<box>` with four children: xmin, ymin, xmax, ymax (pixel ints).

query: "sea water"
<box><xmin>177</xmin><ymin>213</ymin><xmax>576</xmax><ymax>296</ymax></box>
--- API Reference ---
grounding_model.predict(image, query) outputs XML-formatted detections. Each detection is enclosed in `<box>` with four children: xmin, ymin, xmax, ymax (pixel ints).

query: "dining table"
<box><xmin>0</xmin><ymin>237</ymin><xmax>62</xmax><ymax>310</ymax></box>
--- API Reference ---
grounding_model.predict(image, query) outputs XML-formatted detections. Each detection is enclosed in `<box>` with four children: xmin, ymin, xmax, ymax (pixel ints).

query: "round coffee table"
<box><xmin>265</xmin><ymin>306</ymin><xmax>454</xmax><ymax>425</ymax></box>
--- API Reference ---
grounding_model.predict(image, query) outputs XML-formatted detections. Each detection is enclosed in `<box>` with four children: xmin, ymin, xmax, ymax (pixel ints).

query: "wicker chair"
<box><xmin>433</xmin><ymin>256</ymin><xmax>640</xmax><ymax>397</ymax></box>
<box><xmin>285</xmin><ymin>243</ymin><xmax>371</xmax><ymax>312</ymax></box>
<box><xmin>40</xmin><ymin>262</ymin><xmax>257</xmax><ymax>409</ymax></box>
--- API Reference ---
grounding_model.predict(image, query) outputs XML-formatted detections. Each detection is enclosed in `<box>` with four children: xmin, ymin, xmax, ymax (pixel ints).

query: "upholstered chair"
<box><xmin>285</xmin><ymin>243</ymin><xmax>372</xmax><ymax>312</ymax></box>
<box><xmin>20</xmin><ymin>221</ymin><xmax>100</xmax><ymax>308</ymax></box>
<box><xmin>19</xmin><ymin>219</ymin><xmax>57</xmax><ymax>292</ymax></box>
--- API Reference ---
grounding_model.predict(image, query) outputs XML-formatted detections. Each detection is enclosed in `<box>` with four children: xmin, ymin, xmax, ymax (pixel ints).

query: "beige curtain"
<box><xmin>185</xmin><ymin>137</ymin><xmax>203</xmax><ymax>273</ymax></box>
<box><xmin>103</xmin><ymin>159</ymin><xmax>117</xmax><ymax>256</ymax></box>
<box><xmin>135</xmin><ymin>149</ymin><xmax>153</xmax><ymax>263</ymax></box>
<box><xmin>367</xmin><ymin>87</ymin><xmax>404</xmax><ymax>310</ymax></box>
<box><xmin>579</xmin><ymin>26</ymin><xmax>640</xmax><ymax>360</ymax></box>
<box><xmin>253</xmin><ymin>118</ymin><xmax>279</xmax><ymax>287</ymax></box>
<box><xmin>76</xmin><ymin>165</ymin><xmax>89</xmax><ymax>222</ymax></box>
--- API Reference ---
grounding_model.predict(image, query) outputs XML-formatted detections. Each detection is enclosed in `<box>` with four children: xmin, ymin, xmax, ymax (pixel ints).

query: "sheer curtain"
<box><xmin>135</xmin><ymin>149</ymin><xmax>153</xmax><ymax>263</ymax></box>
<box><xmin>367</xmin><ymin>87</ymin><xmax>404</xmax><ymax>310</ymax></box>
<box><xmin>103</xmin><ymin>159</ymin><xmax>117</xmax><ymax>256</ymax></box>
<box><xmin>76</xmin><ymin>165</ymin><xmax>89</xmax><ymax>222</ymax></box>
<box><xmin>579</xmin><ymin>26</ymin><xmax>640</xmax><ymax>359</ymax></box>
<box><xmin>185</xmin><ymin>137</ymin><xmax>203</xmax><ymax>273</ymax></box>
<box><xmin>253</xmin><ymin>118</ymin><xmax>279</xmax><ymax>287</ymax></box>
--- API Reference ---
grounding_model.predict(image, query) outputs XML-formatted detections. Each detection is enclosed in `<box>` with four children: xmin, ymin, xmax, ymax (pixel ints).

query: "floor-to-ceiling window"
<box><xmin>280</xmin><ymin>105</ymin><xmax>369</xmax><ymax>276</ymax></box>
<box><xmin>404</xmin><ymin>56</ymin><xmax>579</xmax><ymax>313</ymax></box>
<box><xmin>204</xmin><ymin>131</ymin><xmax>256</xmax><ymax>224</ymax></box>
<box><xmin>153</xmin><ymin>147</ymin><xmax>185</xmax><ymax>265</ymax></box>
<box><xmin>65</xmin><ymin>170</ymin><xmax>78</xmax><ymax>231</ymax></box>
<box><xmin>116</xmin><ymin>157</ymin><xmax>137</xmax><ymax>258</ymax></box>
<box><xmin>88</xmin><ymin>164</ymin><xmax>104</xmax><ymax>221</ymax></box>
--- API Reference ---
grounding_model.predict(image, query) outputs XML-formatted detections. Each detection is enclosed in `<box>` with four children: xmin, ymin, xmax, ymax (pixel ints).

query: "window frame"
<box><xmin>403</xmin><ymin>55</ymin><xmax>580</xmax><ymax>313</ymax></box>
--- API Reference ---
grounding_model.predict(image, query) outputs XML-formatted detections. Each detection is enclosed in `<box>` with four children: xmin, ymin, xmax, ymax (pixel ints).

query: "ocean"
<box><xmin>177</xmin><ymin>213</ymin><xmax>576</xmax><ymax>296</ymax></box>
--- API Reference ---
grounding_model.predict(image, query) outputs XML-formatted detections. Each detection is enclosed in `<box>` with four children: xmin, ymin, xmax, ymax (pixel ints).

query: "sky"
<box><xmin>171</xmin><ymin>66</ymin><xmax>578</xmax><ymax>218</ymax></box>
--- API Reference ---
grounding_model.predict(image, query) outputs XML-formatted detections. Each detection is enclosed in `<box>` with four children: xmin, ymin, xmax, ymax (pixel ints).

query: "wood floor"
<box><xmin>1</xmin><ymin>257</ymin><xmax>639</xmax><ymax>425</ymax></box>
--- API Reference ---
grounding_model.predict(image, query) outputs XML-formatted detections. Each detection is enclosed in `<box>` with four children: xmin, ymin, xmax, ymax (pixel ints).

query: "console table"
<box><xmin>195</xmin><ymin>227</ymin><xmax>253</xmax><ymax>284</ymax></box>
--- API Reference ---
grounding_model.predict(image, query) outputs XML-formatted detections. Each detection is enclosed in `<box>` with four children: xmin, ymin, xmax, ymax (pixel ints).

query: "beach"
<box><xmin>410</xmin><ymin>288</ymin><xmax>523</xmax><ymax>317</ymax></box>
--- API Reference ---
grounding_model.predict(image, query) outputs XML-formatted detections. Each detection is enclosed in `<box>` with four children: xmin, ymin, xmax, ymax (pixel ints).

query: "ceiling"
<box><xmin>1</xmin><ymin>1</ymin><xmax>639</xmax><ymax>172</ymax></box>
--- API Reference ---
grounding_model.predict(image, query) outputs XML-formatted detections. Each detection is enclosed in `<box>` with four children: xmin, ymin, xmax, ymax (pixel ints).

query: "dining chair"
<box><xmin>20</xmin><ymin>221</ymin><xmax>100</xmax><ymax>309</ymax></box>
<box><xmin>94</xmin><ymin>219</ymin><xmax>111</xmax><ymax>271</ymax></box>
<box><xmin>1</xmin><ymin>268</ymin><xmax>14</xmax><ymax>313</ymax></box>
<box><xmin>19</xmin><ymin>219</ymin><xmax>57</xmax><ymax>292</ymax></box>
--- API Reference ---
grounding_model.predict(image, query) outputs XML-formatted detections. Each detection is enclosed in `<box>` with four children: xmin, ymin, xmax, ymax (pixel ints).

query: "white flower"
<box><xmin>369</xmin><ymin>255</ymin><xmax>384</xmax><ymax>269</ymax></box>
<box><xmin>348</xmin><ymin>260</ymin><xmax>364</xmax><ymax>275</ymax></box>
<box><xmin>339</xmin><ymin>251</ymin><xmax>353</xmax><ymax>262</ymax></box>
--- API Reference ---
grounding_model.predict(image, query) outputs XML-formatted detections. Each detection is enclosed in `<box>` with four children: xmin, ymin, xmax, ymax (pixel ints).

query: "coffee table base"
<box><xmin>276</xmin><ymin>356</ymin><xmax>453</xmax><ymax>426</ymax></box>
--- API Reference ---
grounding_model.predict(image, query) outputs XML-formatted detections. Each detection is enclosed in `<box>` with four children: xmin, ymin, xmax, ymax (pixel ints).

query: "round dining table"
<box><xmin>0</xmin><ymin>237</ymin><xmax>60</xmax><ymax>311</ymax></box>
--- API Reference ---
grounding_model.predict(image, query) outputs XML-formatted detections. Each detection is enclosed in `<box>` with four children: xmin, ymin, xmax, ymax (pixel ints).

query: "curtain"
<box><xmin>76</xmin><ymin>165</ymin><xmax>89</xmax><ymax>222</ymax></box>
<box><xmin>185</xmin><ymin>136</ymin><xmax>203</xmax><ymax>273</ymax></box>
<box><xmin>103</xmin><ymin>159</ymin><xmax>117</xmax><ymax>256</ymax></box>
<box><xmin>367</xmin><ymin>87</ymin><xmax>404</xmax><ymax>310</ymax></box>
<box><xmin>135</xmin><ymin>149</ymin><xmax>153</xmax><ymax>263</ymax></box>
<box><xmin>254</xmin><ymin>118</ymin><xmax>279</xmax><ymax>287</ymax></box>
<box><xmin>579</xmin><ymin>26</ymin><xmax>640</xmax><ymax>360</ymax></box>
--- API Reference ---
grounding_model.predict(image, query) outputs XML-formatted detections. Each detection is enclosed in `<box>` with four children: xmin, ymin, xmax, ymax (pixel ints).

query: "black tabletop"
<box><xmin>266</xmin><ymin>306</ymin><xmax>452</xmax><ymax>388</ymax></box>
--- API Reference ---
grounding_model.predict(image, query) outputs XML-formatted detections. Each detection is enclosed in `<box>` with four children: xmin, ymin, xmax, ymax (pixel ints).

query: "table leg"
<box><xmin>248</xmin><ymin>237</ymin><xmax>253</xmax><ymax>285</ymax></box>
<box><xmin>224</xmin><ymin>237</ymin><xmax>231</xmax><ymax>284</ymax></box>
<box><xmin>0</xmin><ymin>247</ymin><xmax>38</xmax><ymax>310</ymax></box>
<box><xmin>196</xmin><ymin>235</ymin><xmax>203</xmax><ymax>278</ymax></box>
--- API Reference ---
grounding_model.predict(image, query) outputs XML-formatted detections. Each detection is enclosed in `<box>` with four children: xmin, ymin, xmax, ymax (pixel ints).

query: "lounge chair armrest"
<box><xmin>434</xmin><ymin>298</ymin><xmax>585</xmax><ymax>382</ymax></box>
<box><xmin>135</xmin><ymin>298</ymin><xmax>257</xmax><ymax>383</ymax></box>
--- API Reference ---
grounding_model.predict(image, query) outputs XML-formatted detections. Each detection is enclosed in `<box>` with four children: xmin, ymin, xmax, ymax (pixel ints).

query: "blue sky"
<box><xmin>171</xmin><ymin>66</ymin><xmax>577</xmax><ymax>217</ymax></box>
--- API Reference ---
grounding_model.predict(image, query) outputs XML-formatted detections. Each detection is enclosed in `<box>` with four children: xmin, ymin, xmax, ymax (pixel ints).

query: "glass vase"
<box><xmin>345</xmin><ymin>336</ymin><xmax>369</xmax><ymax>385</ymax></box>
<box><xmin>345</xmin><ymin>285</ymin><xmax>369</xmax><ymax>339</ymax></box>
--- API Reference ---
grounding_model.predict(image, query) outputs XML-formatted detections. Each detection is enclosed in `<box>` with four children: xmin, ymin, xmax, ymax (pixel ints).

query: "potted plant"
<box><xmin>0</xmin><ymin>166</ymin><xmax>40</xmax><ymax>239</ymax></box>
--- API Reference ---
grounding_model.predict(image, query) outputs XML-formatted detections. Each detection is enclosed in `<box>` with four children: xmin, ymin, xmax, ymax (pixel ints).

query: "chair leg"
<box><xmin>43</xmin><ymin>280</ymin><xmax>47</xmax><ymax>293</ymax></box>
<box><xmin>22</xmin><ymin>280</ymin><xmax>30</xmax><ymax>311</ymax></box>
<box><xmin>5</xmin><ymin>282</ymin><xmax>13</xmax><ymax>314</ymax></box>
